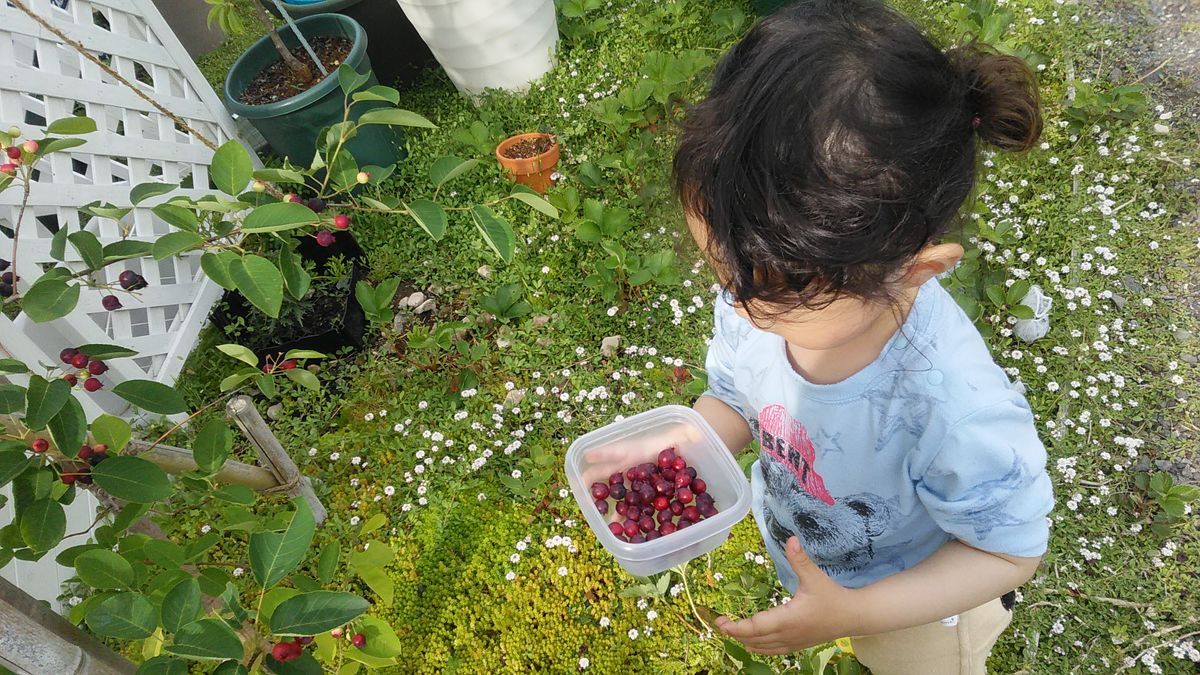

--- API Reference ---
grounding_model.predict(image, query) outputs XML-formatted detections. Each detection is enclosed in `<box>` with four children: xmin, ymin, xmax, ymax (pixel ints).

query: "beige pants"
<box><xmin>851</xmin><ymin>599</ymin><xmax>1012</xmax><ymax>675</ymax></box>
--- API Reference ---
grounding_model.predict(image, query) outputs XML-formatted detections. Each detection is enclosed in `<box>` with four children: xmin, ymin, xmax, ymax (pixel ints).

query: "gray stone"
<box><xmin>1121</xmin><ymin>275</ymin><xmax>1145</xmax><ymax>294</ymax></box>
<box><xmin>504</xmin><ymin>389</ymin><xmax>526</xmax><ymax>407</ymax></box>
<box><xmin>496</xmin><ymin>337</ymin><xmax>512</xmax><ymax>349</ymax></box>
<box><xmin>532</xmin><ymin>314</ymin><xmax>552</xmax><ymax>328</ymax></box>
<box><xmin>403</xmin><ymin>291</ymin><xmax>425</xmax><ymax>308</ymax></box>
<box><xmin>477</xmin><ymin>265</ymin><xmax>493</xmax><ymax>279</ymax></box>
<box><xmin>1110</xmin><ymin>292</ymin><xmax>1127</xmax><ymax>310</ymax></box>
<box><xmin>601</xmin><ymin>335</ymin><xmax>621</xmax><ymax>358</ymax></box>
<box><xmin>266</xmin><ymin>403</ymin><xmax>283</xmax><ymax>421</ymax></box>
<box><xmin>1174</xmin><ymin>329</ymin><xmax>1194</xmax><ymax>344</ymax></box>
<box><xmin>415</xmin><ymin>298</ymin><xmax>437</xmax><ymax>314</ymax></box>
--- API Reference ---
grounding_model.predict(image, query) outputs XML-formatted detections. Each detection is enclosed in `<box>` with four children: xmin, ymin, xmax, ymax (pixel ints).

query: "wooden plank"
<box><xmin>0</xmin><ymin>8</ymin><xmax>178</xmax><ymax>68</ymax></box>
<box><xmin>0</xmin><ymin>66</ymin><xmax>217</xmax><ymax>121</ymax></box>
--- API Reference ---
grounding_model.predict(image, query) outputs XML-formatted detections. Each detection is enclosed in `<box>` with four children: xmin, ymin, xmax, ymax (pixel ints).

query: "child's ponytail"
<box><xmin>952</xmin><ymin>45</ymin><xmax>1043</xmax><ymax>153</ymax></box>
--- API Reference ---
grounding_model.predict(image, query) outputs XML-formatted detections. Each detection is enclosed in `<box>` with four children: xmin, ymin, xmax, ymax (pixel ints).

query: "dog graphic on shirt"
<box><xmin>755</xmin><ymin>405</ymin><xmax>896</xmax><ymax>575</ymax></box>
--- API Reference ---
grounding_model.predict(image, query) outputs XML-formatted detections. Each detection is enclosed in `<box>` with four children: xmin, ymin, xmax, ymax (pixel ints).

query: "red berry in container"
<box><xmin>625</xmin><ymin>467</ymin><xmax>638</xmax><ymax>482</ymax></box>
<box><xmin>699</xmin><ymin>502</ymin><xmax>718</xmax><ymax>518</ymax></box>
<box><xmin>639</xmin><ymin>516</ymin><xmax>654</xmax><ymax>533</ymax></box>
<box><xmin>608</xmin><ymin>522</ymin><xmax>624</xmax><ymax>537</ymax></box>
<box><xmin>692</xmin><ymin>478</ymin><xmax>707</xmax><ymax>494</ymax></box>
<box><xmin>608</xmin><ymin>472</ymin><xmax>624</xmax><ymax>485</ymax></box>
<box><xmin>682</xmin><ymin>505</ymin><xmax>701</xmax><ymax>522</ymax></box>
<box><xmin>677</xmin><ymin>519</ymin><xmax>692</xmax><ymax>529</ymax></box>
<box><xmin>645</xmin><ymin>531</ymin><xmax>661</xmax><ymax>541</ymax></box>
<box><xmin>615</xmin><ymin>501</ymin><xmax>628</xmax><ymax>517</ymax></box>
<box><xmin>657</xmin><ymin>448</ymin><xmax>675</xmax><ymax>468</ymax></box>
<box><xmin>639</xmin><ymin>462</ymin><xmax>657</xmax><ymax>478</ymax></box>
<box><xmin>653</xmin><ymin>495</ymin><xmax>670</xmax><ymax>511</ymax></box>
<box><xmin>684</xmin><ymin>467</ymin><xmax>698</xmax><ymax>480</ymax></box>
<box><xmin>674</xmin><ymin>472</ymin><xmax>691</xmax><ymax>489</ymax></box>
<box><xmin>669</xmin><ymin>501</ymin><xmax>684</xmax><ymax>516</ymax></box>
<box><xmin>594</xmin><ymin>499</ymin><xmax>608</xmax><ymax>515</ymax></box>
<box><xmin>640</xmin><ymin>505</ymin><xmax>654</xmax><ymax>518</ymax></box>
<box><xmin>609</xmin><ymin>483</ymin><xmax>625</xmax><ymax>500</ymax></box>
<box><xmin>629</xmin><ymin>533</ymin><xmax>646</xmax><ymax>543</ymax></box>
<box><xmin>638</xmin><ymin>483</ymin><xmax>655</xmax><ymax>503</ymax></box>
<box><xmin>626</xmin><ymin>491</ymin><xmax>641</xmax><ymax>507</ymax></box>
<box><xmin>590</xmin><ymin>482</ymin><xmax>610</xmax><ymax>500</ymax></box>
<box><xmin>659</xmin><ymin>522</ymin><xmax>677</xmax><ymax>535</ymax></box>
<box><xmin>671</xmin><ymin>457</ymin><xmax>686</xmax><ymax>471</ymax></box>
<box><xmin>657</xmin><ymin>509</ymin><xmax>673</xmax><ymax>524</ymax></box>
<box><xmin>622</xmin><ymin>520</ymin><xmax>639</xmax><ymax>538</ymax></box>
<box><xmin>677</xmin><ymin>487</ymin><xmax>694</xmax><ymax>504</ymax></box>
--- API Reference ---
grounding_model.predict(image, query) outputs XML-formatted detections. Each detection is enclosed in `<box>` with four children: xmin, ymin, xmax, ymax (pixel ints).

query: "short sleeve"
<box><xmin>703</xmin><ymin>294</ymin><xmax>750</xmax><ymax>418</ymax></box>
<box><xmin>915</xmin><ymin>399</ymin><xmax>1054</xmax><ymax>558</ymax></box>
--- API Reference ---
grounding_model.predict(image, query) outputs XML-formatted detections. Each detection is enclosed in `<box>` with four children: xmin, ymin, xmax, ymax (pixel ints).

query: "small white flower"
<box><xmin>512</xmin><ymin>469</ymin><xmax>522</xmax><ymax>479</ymax></box>
<box><xmin>330</xmin><ymin>452</ymin><xmax>340</xmax><ymax>461</ymax></box>
<box><xmin>350</xmin><ymin>516</ymin><xmax>360</xmax><ymax>525</ymax></box>
<box><xmin>510</xmin><ymin>553</ymin><xmax>521</xmax><ymax>563</ymax></box>
<box><xmin>233</xmin><ymin>567</ymin><xmax>244</xmax><ymax>577</ymax></box>
<box><xmin>505</xmin><ymin>571</ymin><xmax>516</xmax><ymax>581</ymax></box>
<box><xmin>628</xmin><ymin>628</ymin><xmax>639</xmax><ymax>640</ymax></box>
<box><xmin>200</xmin><ymin>524</ymin><xmax>211</xmax><ymax>534</ymax></box>
<box><xmin>579</xmin><ymin>656</ymin><xmax>589</xmax><ymax>669</ymax></box>
<box><xmin>307</xmin><ymin>448</ymin><xmax>317</xmax><ymax>457</ymax></box>
<box><xmin>600</xmin><ymin>616</ymin><xmax>611</xmax><ymax>628</ymax></box>
<box><xmin>384</xmin><ymin>485</ymin><xmax>395</xmax><ymax>496</ymax></box>
<box><xmin>558</xmin><ymin>566</ymin><xmax>568</xmax><ymax>576</ymax></box>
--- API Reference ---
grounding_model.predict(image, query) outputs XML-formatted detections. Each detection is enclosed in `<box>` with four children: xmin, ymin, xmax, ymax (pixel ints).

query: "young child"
<box><xmin>672</xmin><ymin>0</ymin><xmax>1054</xmax><ymax>672</ymax></box>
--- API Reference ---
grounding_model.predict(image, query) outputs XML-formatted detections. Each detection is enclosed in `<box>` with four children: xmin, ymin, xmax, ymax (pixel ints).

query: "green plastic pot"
<box><xmin>260</xmin><ymin>0</ymin><xmax>436</xmax><ymax>87</ymax></box>
<box><xmin>223</xmin><ymin>13</ymin><xmax>402</xmax><ymax>167</ymax></box>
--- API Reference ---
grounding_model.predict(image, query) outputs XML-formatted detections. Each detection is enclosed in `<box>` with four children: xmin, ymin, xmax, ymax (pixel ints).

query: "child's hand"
<box><xmin>715</xmin><ymin>536</ymin><xmax>862</xmax><ymax>655</ymax></box>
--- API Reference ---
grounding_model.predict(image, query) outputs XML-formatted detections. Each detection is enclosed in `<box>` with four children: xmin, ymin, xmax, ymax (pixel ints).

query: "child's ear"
<box><xmin>899</xmin><ymin>243</ymin><xmax>964</xmax><ymax>288</ymax></box>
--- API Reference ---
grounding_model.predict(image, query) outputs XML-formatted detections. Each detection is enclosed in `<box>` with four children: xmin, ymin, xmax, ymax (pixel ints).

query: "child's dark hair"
<box><xmin>674</xmin><ymin>0</ymin><xmax>1042</xmax><ymax>313</ymax></box>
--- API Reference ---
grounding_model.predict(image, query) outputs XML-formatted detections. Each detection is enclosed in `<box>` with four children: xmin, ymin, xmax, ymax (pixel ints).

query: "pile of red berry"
<box><xmin>591</xmin><ymin>447</ymin><xmax>717</xmax><ymax>543</ymax></box>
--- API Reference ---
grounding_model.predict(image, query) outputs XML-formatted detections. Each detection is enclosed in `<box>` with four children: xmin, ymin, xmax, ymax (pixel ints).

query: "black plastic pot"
<box><xmin>261</xmin><ymin>0</ymin><xmax>437</xmax><ymax>88</ymax></box>
<box><xmin>223</xmin><ymin>13</ymin><xmax>403</xmax><ymax>167</ymax></box>
<box><xmin>209</xmin><ymin>232</ymin><xmax>367</xmax><ymax>362</ymax></box>
<box><xmin>752</xmin><ymin>0</ymin><xmax>796</xmax><ymax>14</ymax></box>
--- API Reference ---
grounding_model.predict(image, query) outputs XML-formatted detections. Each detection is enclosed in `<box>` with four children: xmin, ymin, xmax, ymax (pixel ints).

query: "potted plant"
<box><xmin>496</xmin><ymin>132</ymin><xmax>559</xmax><ymax>194</ymax></box>
<box><xmin>210</xmin><ymin>230</ymin><xmax>368</xmax><ymax>362</ymax></box>
<box><xmin>212</xmin><ymin>2</ymin><xmax>401</xmax><ymax>166</ymax></box>
<box><xmin>395</xmin><ymin>0</ymin><xmax>559</xmax><ymax>95</ymax></box>
<box><xmin>257</xmin><ymin>0</ymin><xmax>437</xmax><ymax>88</ymax></box>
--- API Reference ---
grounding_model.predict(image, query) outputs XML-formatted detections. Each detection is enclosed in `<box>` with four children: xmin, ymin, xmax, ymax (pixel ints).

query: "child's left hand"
<box><xmin>716</xmin><ymin>536</ymin><xmax>861</xmax><ymax>655</ymax></box>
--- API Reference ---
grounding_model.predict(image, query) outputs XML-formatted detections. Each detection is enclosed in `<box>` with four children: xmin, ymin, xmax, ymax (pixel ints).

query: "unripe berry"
<box><xmin>330</xmin><ymin>627</ymin><xmax>344</xmax><ymax>638</ymax></box>
<box><xmin>0</xmin><ymin>163</ymin><xmax>16</xmax><ymax>175</ymax></box>
<box><xmin>63</xmin><ymin>373</ymin><xmax>78</xmax><ymax>386</ymax></box>
<box><xmin>21</xmin><ymin>140</ymin><xmax>37</xmax><ymax>154</ymax></box>
<box><xmin>283</xmin><ymin>193</ymin><xmax>299</xmax><ymax>203</ymax></box>
<box><xmin>251</xmin><ymin>180</ymin><xmax>266</xmax><ymax>193</ymax></box>
<box><xmin>6</xmin><ymin>126</ymin><xmax>18</xmax><ymax>138</ymax></box>
<box><xmin>356</xmin><ymin>171</ymin><xmax>370</xmax><ymax>184</ymax></box>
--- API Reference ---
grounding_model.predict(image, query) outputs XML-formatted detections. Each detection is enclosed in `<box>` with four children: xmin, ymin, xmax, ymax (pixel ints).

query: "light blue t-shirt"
<box><xmin>704</xmin><ymin>280</ymin><xmax>1054</xmax><ymax>591</ymax></box>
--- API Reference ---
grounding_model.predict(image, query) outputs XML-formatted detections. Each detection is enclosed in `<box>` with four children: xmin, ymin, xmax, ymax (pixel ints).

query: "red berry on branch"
<box><xmin>83</xmin><ymin>377</ymin><xmax>103</xmax><ymax>392</ymax></box>
<box><xmin>63</xmin><ymin>373</ymin><xmax>78</xmax><ymax>386</ymax></box>
<box><xmin>279</xmin><ymin>359</ymin><xmax>298</xmax><ymax>370</ymax></box>
<box><xmin>87</xmin><ymin>360</ymin><xmax>107</xmax><ymax>375</ymax></box>
<box><xmin>351</xmin><ymin>633</ymin><xmax>366</xmax><ymax>648</ymax></box>
<box><xmin>78</xmin><ymin>445</ymin><xmax>93</xmax><ymax>459</ymax></box>
<box><xmin>101</xmin><ymin>295</ymin><xmax>121</xmax><ymax>311</ymax></box>
<box><xmin>5</xmin><ymin>146</ymin><xmax>20</xmax><ymax>160</ymax></box>
<box><xmin>31</xmin><ymin>439</ymin><xmax>49</xmax><ymax>453</ymax></box>
<box><xmin>315</xmin><ymin>230</ymin><xmax>335</xmax><ymax>247</ymax></box>
<box><xmin>70</xmin><ymin>353</ymin><xmax>89</xmax><ymax>369</ymax></box>
<box><xmin>21</xmin><ymin>140</ymin><xmax>37</xmax><ymax>154</ymax></box>
<box><xmin>333</xmin><ymin>214</ymin><xmax>351</xmax><ymax>230</ymax></box>
<box><xmin>59</xmin><ymin>348</ymin><xmax>78</xmax><ymax>364</ymax></box>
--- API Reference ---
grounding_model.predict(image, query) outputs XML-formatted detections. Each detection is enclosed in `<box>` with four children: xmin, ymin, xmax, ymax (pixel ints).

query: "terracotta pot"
<box><xmin>495</xmin><ymin>132</ymin><xmax>559</xmax><ymax>194</ymax></box>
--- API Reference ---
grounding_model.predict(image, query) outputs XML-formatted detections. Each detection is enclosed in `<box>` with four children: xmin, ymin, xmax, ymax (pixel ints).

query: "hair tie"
<box><xmin>971</xmin><ymin>114</ymin><xmax>982</xmax><ymax>130</ymax></box>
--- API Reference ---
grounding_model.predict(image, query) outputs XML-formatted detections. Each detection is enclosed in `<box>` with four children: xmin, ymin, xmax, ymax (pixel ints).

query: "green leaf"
<box><xmin>266</xmin><ymin>653</ymin><xmax>323</xmax><ymax>675</ymax></box>
<box><xmin>210</xmin><ymin>140</ymin><xmax>254</xmax><ymax>196</ymax></box>
<box><xmin>130</xmin><ymin>182</ymin><xmax>178</xmax><ymax>205</ymax></box>
<box><xmin>67</xmin><ymin>231</ymin><xmax>104</xmax><ymax>270</ymax></box>
<box><xmin>282</xmin><ymin>368</ymin><xmax>320</xmax><ymax>391</ymax></box>
<box><xmin>219</xmin><ymin>370</ymin><xmax>257</xmax><ymax>393</ymax></box>
<box><xmin>337</xmin><ymin>63</ymin><xmax>371</xmax><ymax>95</ymax></box>
<box><xmin>722</xmin><ymin>639</ymin><xmax>775</xmax><ymax>675</ymax></box>
<box><xmin>1006</xmin><ymin>279</ymin><xmax>1031</xmax><ymax>306</ymax></box>
<box><xmin>136</xmin><ymin>656</ymin><xmax>189</xmax><ymax>675</ymax></box>
<box><xmin>164</xmin><ymin>618</ymin><xmax>243</xmax><ymax>660</ymax></box>
<box><xmin>55</xmin><ymin>543</ymin><xmax>104</xmax><ymax>566</ymax></box>
<box><xmin>113</xmin><ymin>380</ymin><xmax>187</xmax><ymax>415</ymax></box>
<box><xmin>328</xmin><ymin>150</ymin><xmax>360</xmax><ymax>192</ymax></box>
<box><xmin>406</xmin><ymin>199</ymin><xmax>448</xmax><ymax>240</ymax></box>
<box><xmin>270</xmin><ymin>591</ymin><xmax>370</xmax><ymax>636</ymax></box>
<box><xmin>278</xmin><ymin>244</ymin><xmax>311</xmax><ymax>301</ymax></box>
<box><xmin>230</xmin><ymin>254</ymin><xmax>285</xmax><ymax>318</ymax></box>
<box><xmin>355</xmin><ymin>281</ymin><xmax>379</xmax><ymax>314</ymax></box>
<box><xmin>358</xmin><ymin>513</ymin><xmax>387</xmax><ymax>537</ymax></box>
<box><xmin>91</xmin><ymin>414</ymin><xmax>132</xmax><ymax>453</ymax></box>
<box><xmin>152</xmin><ymin>231</ymin><xmax>204</xmax><ymax>260</ymax></box>
<box><xmin>103</xmin><ymin>239</ymin><xmax>156</xmax><ymax>263</ymax></box>
<box><xmin>430</xmin><ymin>156</ymin><xmax>480</xmax><ymax>188</ymax></box>
<box><xmin>250</xmin><ymin>498</ymin><xmax>316</xmax><ymax>589</ymax></box>
<box><xmin>0</xmin><ymin>450</ymin><xmax>31</xmax><ymax>489</ymax></box>
<box><xmin>282</xmin><ymin>349</ymin><xmax>325</xmax><ymax>360</ymax></box>
<box><xmin>21</xmin><ymin>277</ymin><xmax>80</xmax><ymax>322</ymax></box>
<box><xmin>47</xmin><ymin>394</ymin><xmax>86</xmax><ymax>456</ymax></box>
<box><xmin>47</xmin><ymin>116</ymin><xmax>97</xmax><ymax>135</ymax></box>
<box><xmin>356</xmin><ymin>615</ymin><xmax>403</xmax><ymax>659</ymax></box>
<box><xmin>20</xmin><ymin>499</ymin><xmax>65</xmax><ymax>551</ymax></box>
<box><xmin>356</xmin><ymin>108</ymin><xmax>436</xmax><ymax>129</ymax></box>
<box><xmin>159</xmin><ymin>571</ymin><xmax>201</xmax><ymax>629</ymax></box>
<box><xmin>316</xmin><ymin>542</ymin><xmax>340</xmax><ymax>584</ymax></box>
<box><xmin>216</xmin><ymin>344</ymin><xmax>258</xmax><ymax>368</ymax></box>
<box><xmin>78</xmin><ymin>343</ymin><xmax>138</xmax><ymax>359</ymax></box>
<box><xmin>1010</xmin><ymin>303</ymin><xmax>1036</xmax><ymax>320</ymax></box>
<box><xmin>242</xmin><ymin>202</ymin><xmax>319</xmax><ymax>233</ymax></box>
<box><xmin>92</xmin><ymin>456</ymin><xmax>173</xmax><ymax>503</ymax></box>
<box><xmin>985</xmin><ymin>284</ymin><xmax>1006</xmax><ymax>308</ymax></box>
<box><xmin>509</xmin><ymin>191</ymin><xmax>560</xmax><ymax>219</ymax></box>
<box><xmin>75</xmin><ymin>549</ymin><xmax>135</xmax><ymax>589</ymax></box>
<box><xmin>471</xmin><ymin>205</ymin><xmax>515</xmax><ymax>262</ymax></box>
<box><xmin>23</xmin><ymin>375</ymin><xmax>70</xmax><ymax>430</ymax></box>
<box><xmin>193</xmin><ymin>419</ymin><xmax>232</xmax><ymax>475</ymax></box>
<box><xmin>86</xmin><ymin>592</ymin><xmax>157</xmax><ymax>639</ymax></box>
<box><xmin>0</xmin><ymin>385</ymin><xmax>25</xmax><ymax>415</ymax></box>
<box><xmin>144</xmin><ymin>539</ymin><xmax>186</xmax><ymax>569</ymax></box>
<box><xmin>39</xmin><ymin>137</ymin><xmax>88</xmax><ymax>154</ymax></box>
<box><xmin>352</xmin><ymin>86</ymin><xmax>401</xmax><ymax>104</ymax></box>
<box><xmin>50</xmin><ymin>226</ymin><xmax>68</xmax><ymax>261</ymax></box>
<box><xmin>152</xmin><ymin>203</ymin><xmax>200</xmax><ymax>232</ymax></box>
<box><xmin>201</xmin><ymin>252</ymin><xmax>238</xmax><ymax>290</ymax></box>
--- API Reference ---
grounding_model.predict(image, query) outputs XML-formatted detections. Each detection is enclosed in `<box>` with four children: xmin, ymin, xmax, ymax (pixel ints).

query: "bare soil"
<box><xmin>237</xmin><ymin>36</ymin><xmax>352</xmax><ymax>106</ymax></box>
<box><xmin>501</xmin><ymin>135</ymin><xmax>555</xmax><ymax>159</ymax></box>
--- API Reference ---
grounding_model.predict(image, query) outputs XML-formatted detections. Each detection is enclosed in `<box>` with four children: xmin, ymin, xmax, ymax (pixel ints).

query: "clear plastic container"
<box><xmin>565</xmin><ymin>405</ymin><xmax>752</xmax><ymax>576</ymax></box>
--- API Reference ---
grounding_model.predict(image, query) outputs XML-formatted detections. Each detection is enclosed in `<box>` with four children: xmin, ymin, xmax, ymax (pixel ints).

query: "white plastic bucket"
<box><xmin>394</xmin><ymin>0</ymin><xmax>558</xmax><ymax>95</ymax></box>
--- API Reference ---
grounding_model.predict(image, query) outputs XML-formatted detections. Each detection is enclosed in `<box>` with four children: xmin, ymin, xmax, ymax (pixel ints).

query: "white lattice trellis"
<box><xmin>0</xmin><ymin>0</ymin><xmax>253</xmax><ymax>418</ymax></box>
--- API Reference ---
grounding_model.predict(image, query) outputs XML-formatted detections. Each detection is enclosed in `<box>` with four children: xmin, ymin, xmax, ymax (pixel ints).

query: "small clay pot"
<box><xmin>495</xmin><ymin>132</ymin><xmax>559</xmax><ymax>194</ymax></box>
